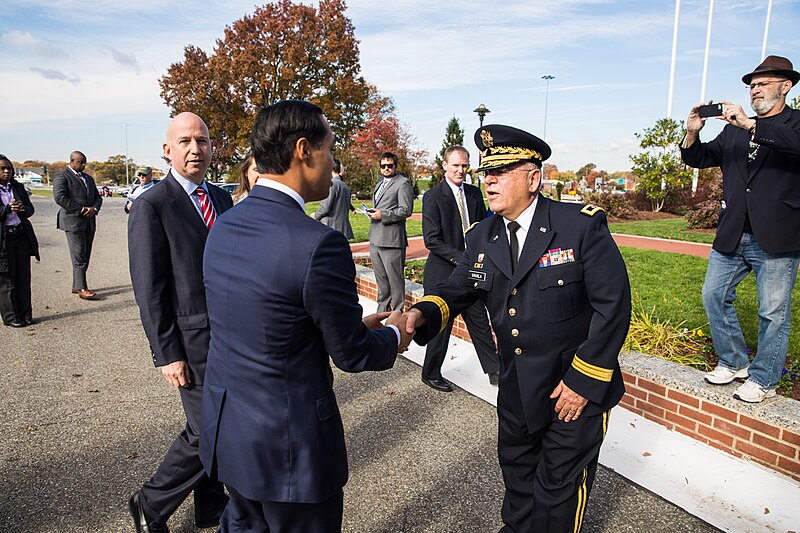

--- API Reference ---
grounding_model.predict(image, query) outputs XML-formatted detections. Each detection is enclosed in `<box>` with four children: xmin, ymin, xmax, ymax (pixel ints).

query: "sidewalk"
<box><xmin>350</xmin><ymin>232</ymin><xmax>712</xmax><ymax>260</ymax></box>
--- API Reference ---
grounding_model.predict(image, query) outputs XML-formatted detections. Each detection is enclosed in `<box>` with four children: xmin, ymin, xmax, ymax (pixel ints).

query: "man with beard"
<box><xmin>681</xmin><ymin>55</ymin><xmax>800</xmax><ymax>403</ymax></box>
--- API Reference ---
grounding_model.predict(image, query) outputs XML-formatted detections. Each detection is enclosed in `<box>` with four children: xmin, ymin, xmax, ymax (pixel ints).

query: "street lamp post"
<box><xmin>542</xmin><ymin>75</ymin><xmax>554</xmax><ymax>140</ymax></box>
<box><xmin>473</xmin><ymin>103</ymin><xmax>491</xmax><ymax>164</ymax></box>
<box><xmin>123</xmin><ymin>123</ymin><xmax>129</xmax><ymax>188</ymax></box>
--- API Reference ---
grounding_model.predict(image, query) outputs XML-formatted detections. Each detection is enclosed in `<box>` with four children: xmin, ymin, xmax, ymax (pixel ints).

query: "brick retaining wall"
<box><xmin>354</xmin><ymin>266</ymin><xmax>800</xmax><ymax>483</ymax></box>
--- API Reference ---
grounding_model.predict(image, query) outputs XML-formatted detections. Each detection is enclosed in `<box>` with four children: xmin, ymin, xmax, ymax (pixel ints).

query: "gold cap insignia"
<box><xmin>480</xmin><ymin>129</ymin><xmax>494</xmax><ymax>148</ymax></box>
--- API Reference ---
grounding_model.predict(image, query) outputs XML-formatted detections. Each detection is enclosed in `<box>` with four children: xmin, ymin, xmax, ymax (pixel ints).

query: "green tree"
<box><xmin>575</xmin><ymin>162</ymin><xmax>596</xmax><ymax>183</ymax></box>
<box><xmin>431</xmin><ymin>117</ymin><xmax>465</xmax><ymax>182</ymax></box>
<box><xmin>159</xmin><ymin>0</ymin><xmax>371</xmax><ymax>179</ymax></box>
<box><xmin>630</xmin><ymin>118</ymin><xmax>693</xmax><ymax>212</ymax></box>
<box><xmin>790</xmin><ymin>95</ymin><xmax>800</xmax><ymax>110</ymax></box>
<box><xmin>91</xmin><ymin>155</ymin><xmax>133</xmax><ymax>185</ymax></box>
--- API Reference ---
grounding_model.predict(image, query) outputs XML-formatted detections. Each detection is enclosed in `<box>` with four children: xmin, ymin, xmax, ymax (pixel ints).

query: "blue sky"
<box><xmin>1</xmin><ymin>0</ymin><xmax>798</xmax><ymax>174</ymax></box>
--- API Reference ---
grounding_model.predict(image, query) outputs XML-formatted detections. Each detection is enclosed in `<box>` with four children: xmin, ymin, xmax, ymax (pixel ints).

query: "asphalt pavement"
<box><xmin>0</xmin><ymin>195</ymin><xmax>719</xmax><ymax>532</ymax></box>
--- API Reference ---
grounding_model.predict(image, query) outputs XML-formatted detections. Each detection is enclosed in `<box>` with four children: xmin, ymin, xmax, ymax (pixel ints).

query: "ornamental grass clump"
<box><xmin>626</xmin><ymin>303</ymin><xmax>711</xmax><ymax>371</ymax></box>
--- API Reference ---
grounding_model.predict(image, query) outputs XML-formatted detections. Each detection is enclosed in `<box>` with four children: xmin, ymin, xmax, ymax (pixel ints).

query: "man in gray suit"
<box><xmin>368</xmin><ymin>151</ymin><xmax>414</xmax><ymax>312</ymax></box>
<box><xmin>313</xmin><ymin>159</ymin><xmax>354</xmax><ymax>239</ymax></box>
<box><xmin>53</xmin><ymin>151</ymin><xmax>102</xmax><ymax>300</ymax></box>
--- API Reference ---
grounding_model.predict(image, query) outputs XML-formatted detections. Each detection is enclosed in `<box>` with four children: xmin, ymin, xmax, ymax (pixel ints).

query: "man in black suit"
<box><xmin>681</xmin><ymin>55</ymin><xmax>800</xmax><ymax>403</ymax></box>
<box><xmin>53</xmin><ymin>151</ymin><xmax>102</xmax><ymax>299</ymax></box>
<box><xmin>405</xmin><ymin>125</ymin><xmax>631</xmax><ymax>532</ymax></box>
<box><xmin>127</xmin><ymin>112</ymin><xmax>232</xmax><ymax>532</ymax></box>
<box><xmin>420</xmin><ymin>145</ymin><xmax>499</xmax><ymax>391</ymax></box>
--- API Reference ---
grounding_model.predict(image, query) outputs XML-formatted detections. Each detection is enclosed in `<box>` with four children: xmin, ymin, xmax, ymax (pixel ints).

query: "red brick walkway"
<box><xmin>350</xmin><ymin>233</ymin><xmax>712</xmax><ymax>260</ymax></box>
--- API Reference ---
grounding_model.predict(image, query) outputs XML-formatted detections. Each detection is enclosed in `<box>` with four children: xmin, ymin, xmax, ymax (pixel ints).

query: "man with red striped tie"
<box><xmin>127</xmin><ymin>112</ymin><xmax>233</xmax><ymax>532</ymax></box>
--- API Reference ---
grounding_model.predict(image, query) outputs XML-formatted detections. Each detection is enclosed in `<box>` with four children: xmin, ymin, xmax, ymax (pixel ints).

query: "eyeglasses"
<box><xmin>380</xmin><ymin>163</ymin><xmax>395</xmax><ymax>169</ymax></box>
<box><xmin>747</xmin><ymin>79</ymin><xmax>786</xmax><ymax>90</ymax></box>
<box><xmin>483</xmin><ymin>166</ymin><xmax>535</xmax><ymax>179</ymax></box>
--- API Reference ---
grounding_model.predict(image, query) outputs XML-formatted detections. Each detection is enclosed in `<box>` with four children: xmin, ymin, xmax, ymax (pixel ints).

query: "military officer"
<box><xmin>405</xmin><ymin>125</ymin><xmax>631</xmax><ymax>532</ymax></box>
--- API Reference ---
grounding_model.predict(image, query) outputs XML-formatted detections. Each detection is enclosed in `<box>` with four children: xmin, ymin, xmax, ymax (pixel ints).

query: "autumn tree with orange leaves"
<box><xmin>342</xmin><ymin>88</ymin><xmax>428</xmax><ymax>197</ymax></box>
<box><xmin>159</xmin><ymin>0</ymin><xmax>370</xmax><ymax>179</ymax></box>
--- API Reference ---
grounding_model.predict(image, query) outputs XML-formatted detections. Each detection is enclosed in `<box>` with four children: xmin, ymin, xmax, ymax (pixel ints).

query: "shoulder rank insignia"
<box><xmin>465</xmin><ymin>221</ymin><xmax>480</xmax><ymax>234</ymax></box>
<box><xmin>580</xmin><ymin>204</ymin><xmax>605</xmax><ymax>217</ymax></box>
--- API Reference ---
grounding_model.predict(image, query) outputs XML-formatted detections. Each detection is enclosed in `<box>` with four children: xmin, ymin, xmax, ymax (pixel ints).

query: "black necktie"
<box><xmin>508</xmin><ymin>221</ymin><xmax>520</xmax><ymax>273</ymax></box>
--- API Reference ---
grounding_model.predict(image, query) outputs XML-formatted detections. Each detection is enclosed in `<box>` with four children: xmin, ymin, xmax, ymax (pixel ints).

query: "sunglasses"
<box><xmin>380</xmin><ymin>163</ymin><xmax>395</xmax><ymax>169</ymax></box>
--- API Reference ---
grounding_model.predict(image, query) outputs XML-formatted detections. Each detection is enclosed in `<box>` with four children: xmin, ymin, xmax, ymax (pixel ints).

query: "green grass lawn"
<box><xmin>305</xmin><ymin>201</ymin><xmax>422</xmax><ymax>242</ymax></box>
<box><xmin>608</xmin><ymin>218</ymin><xmax>715</xmax><ymax>244</ymax></box>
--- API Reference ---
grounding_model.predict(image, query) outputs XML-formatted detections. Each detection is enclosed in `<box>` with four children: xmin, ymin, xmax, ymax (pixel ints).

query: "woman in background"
<box><xmin>232</xmin><ymin>152</ymin><xmax>260</xmax><ymax>204</ymax></box>
<box><xmin>0</xmin><ymin>155</ymin><xmax>39</xmax><ymax>327</ymax></box>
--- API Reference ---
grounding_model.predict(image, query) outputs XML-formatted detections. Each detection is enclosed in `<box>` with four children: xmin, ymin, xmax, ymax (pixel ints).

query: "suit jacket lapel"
<box><xmin>483</xmin><ymin>216</ymin><xmax>513</xmax><ymax>280</ymax></box>
<box><xmin>465</xmin><ymin>186</ymin><xmax>482</xmax><ymax>224</ymax></box>
<box><xmin>511</xmin><ymin>196</ymin><xmax>555</xmax><ymax>288</ymax></box>
<box><xmin>747</xmin><ymin>107</ymin><xmax>791</xmax><ymax>180</ymax></box>
<box><xmin>164</xmin><ymin>173</ymin><xmax>208</xmax><ymax>240</ymax></box>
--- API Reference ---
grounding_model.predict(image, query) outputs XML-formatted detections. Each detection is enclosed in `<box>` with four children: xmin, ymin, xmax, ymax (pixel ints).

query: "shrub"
<box><xmin>686</xmin><ymin>179</ymin><xmax>722</xmax><ymax>229</ymax></box>
<box><xmin>581</xmin><ymin>191</ymin><xmax>638</xmax><ymax>219</ymax></box>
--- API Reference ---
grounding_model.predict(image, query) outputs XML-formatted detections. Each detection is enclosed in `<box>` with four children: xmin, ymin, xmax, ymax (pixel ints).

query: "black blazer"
<box><xmin>422</xmin><ymin>180</ymin><xmax>487</xmax><ymax>289</ymax></box>
<box><xmin>0</xmin><ymin>178</ymin><xmax>40</xmax><ymax>272</ymax></box>
<box><xmin>681</xmin><ymin>105</ymin><xmax>800</xmax><ymax>254</ymax></box>
<box><xmin>413</xmin><ymin>197</ymin><xmax>631</xmax><ymax>432</ymax></box>
<box><xmin>128</xmin><ymin>172</ymin><xmax>232</xmax><ymax>384</ymax></box>
<box><xmin>53</xmin><ymin>169</ymin><xmax>102</xmax><ymax>232</ymax></box>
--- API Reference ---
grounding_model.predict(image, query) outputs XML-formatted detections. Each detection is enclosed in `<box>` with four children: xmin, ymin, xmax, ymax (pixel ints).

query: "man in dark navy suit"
<box><xmin>405</xmin><ymin>125</ymin><xmax>631</xmax><ymax>533</ymax></box>
<box><xmin>200</xmin><ymin>100</ymin><xmax>410</xmax><ymax>532</ymax></box>
<box><xmin>128</xmin><ymin>112</ymin><xmax>232</xmax><ymax>532</ymax></box>
<box><xmin>420</xmin><ymin>145</ymin><xmax>499</xmax><ymax>391</ymax></box>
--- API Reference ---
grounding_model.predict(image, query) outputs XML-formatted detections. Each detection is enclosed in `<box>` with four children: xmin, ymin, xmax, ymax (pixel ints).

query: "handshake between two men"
<box><xmin>361</xmin><ymin>309</ymin><xmax>417</xmax><ymax>354</ymax></box>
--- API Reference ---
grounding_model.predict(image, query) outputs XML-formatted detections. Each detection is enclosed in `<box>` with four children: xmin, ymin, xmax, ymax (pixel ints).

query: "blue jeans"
<box><xmin>702</xmin><ymin>233</ymin><xmax>800</xmax><ymax>389</ymax></box>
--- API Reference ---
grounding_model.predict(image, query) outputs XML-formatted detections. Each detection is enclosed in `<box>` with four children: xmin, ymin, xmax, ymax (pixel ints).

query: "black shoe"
<box><xmin>195</xmin><ymin>494</ymin><xmax>229</xmax><ymax>528</ymax></box>
<box><xmin>422</xmin><ymin>377</ymin><xmax>454</xmax><ymax>392</ymax></box>
<box><xmin>128</xmin><ymin>492</ymin><xmax>170</xmax><ymax>533</ymax></box>
<box><xmin>488</xmin><ymin>372</ymin><xmax>499</xmax><ymax>386</ymax></box>
<box><xmin>7</xmin><ymin>319</ymin><xmax>25</xmax><ymax>328</ymax></box>
<box><xmin>24</xmin><ymin>318</ymin><xmax>35</xmax><ymax>326</ymax></box>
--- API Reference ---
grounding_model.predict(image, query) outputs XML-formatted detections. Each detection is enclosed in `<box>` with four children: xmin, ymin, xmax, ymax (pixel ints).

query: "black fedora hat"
<box><xmin>742</xmin><ymin>55</ymin><xmax>799</xmax><ymax>86</ymax></box>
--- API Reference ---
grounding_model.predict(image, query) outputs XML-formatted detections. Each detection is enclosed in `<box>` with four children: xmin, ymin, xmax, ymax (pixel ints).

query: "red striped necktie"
<box><xmin>194</xmin><ymin>187</ymin><xmax>216</xmax><ymax>230</ymax></box>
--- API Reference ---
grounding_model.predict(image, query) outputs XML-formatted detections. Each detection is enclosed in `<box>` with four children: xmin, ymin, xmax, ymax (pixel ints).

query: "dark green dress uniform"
<box><xmin>412</xmin><ymin>125</ymin><xmax>631</xmax><ymax>533</ymax></box>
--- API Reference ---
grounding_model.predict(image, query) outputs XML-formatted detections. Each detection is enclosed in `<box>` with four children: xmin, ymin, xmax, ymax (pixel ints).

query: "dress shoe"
<box><xmin>488</xmin><ymin>372</ymin><xmax>499</xmax><ymax>386</ymax></box>
<box><xmin>5</xmin><ymin>320</ymin><xmax>26</xmax><ymax>328</ymax></box>
<box><xmin>128</xmin><ymin>492</ymin><xmax>170</xmax><ymax>533</ymax></box>
<box><xmin>71</xmin><ymin>288</ymin><xmax>79</xmax><ymax>294</ymax></box>
<box><xmin>422</xmin><ymin>377</ymin><xmax>454</xmax><ymax>392</ymax></box>
<box><xmin>77</xmin><ymin>289</ymin><xmax>96</xmax><ymax>300</ymax></box>
<box><xmin>24</xmin><ymin>318</ymin><xmax>36</xmax><ymax>326</ymax></box>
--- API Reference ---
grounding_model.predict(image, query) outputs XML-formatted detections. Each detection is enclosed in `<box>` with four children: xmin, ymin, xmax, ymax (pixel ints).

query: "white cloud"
<box><xmin>1</xmin><ymin>30</ymin><xmax>67</xmax><ymax>58</ymax></box>
<box><xmin>29</xmin><ymin>67</ymin><xmax>81</xmax><ymax>84</ymax></box>
<box><xmin>102</xmin><ymin>46</ymin><xmax>140</xmax><ymax>71</ymax></box>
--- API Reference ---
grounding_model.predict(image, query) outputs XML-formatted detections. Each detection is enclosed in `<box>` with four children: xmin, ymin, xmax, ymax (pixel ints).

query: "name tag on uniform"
<box><xmin>469</xmin><ymin>270</ymin><xmax>487</xmax><ymax>282</ymax></box>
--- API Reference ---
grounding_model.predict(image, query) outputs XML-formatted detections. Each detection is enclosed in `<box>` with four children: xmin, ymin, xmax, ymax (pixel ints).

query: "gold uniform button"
<box><xmin>557</xmin><ymin>279</ymin><xmax>564</xmax><ymax>286</ymax></box>
<box><xmin>511</xmin><ymin>329</ymin><xmax>519</xmax><ymax>337</ymax></box>
<box><xmin>514</xmin><ymin>348</ymin><xmax>522</xmax><ymax>356</ymax></box>
<box><xmin>511</xmin><ymin>288</ymin><xmax>518</xmax><ymax>296</ymax></box>
<box><xmin>508</xmin><ymin>308</ymin><xmax>516</xmax><ymax>316</ymax></box>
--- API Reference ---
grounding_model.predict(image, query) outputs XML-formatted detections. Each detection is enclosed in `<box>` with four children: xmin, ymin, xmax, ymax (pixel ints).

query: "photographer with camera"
<box><xmin>681</xmin><ymin>55</ymin><xmax>800</xmax><ymax>403</ymax></box>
